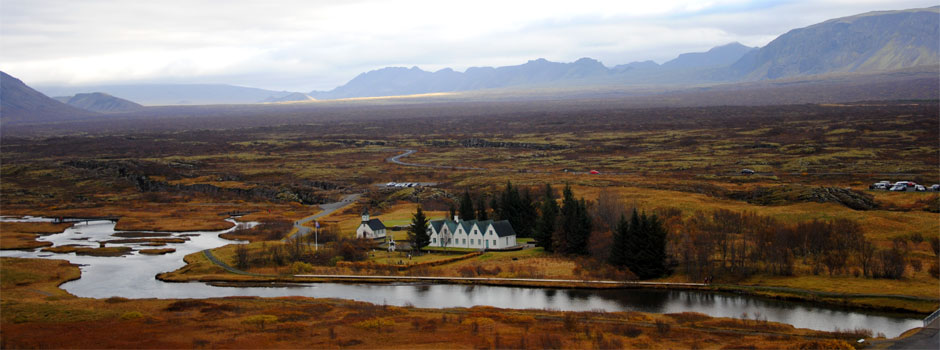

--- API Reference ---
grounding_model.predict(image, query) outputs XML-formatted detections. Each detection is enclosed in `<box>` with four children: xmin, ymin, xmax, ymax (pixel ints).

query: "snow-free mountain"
<box><xmin>311</xmin><ymin>6</ymin><xmax>938</xmax><ymax>99</ymax></box>
<box><xmin>731</xmin><ymin>6</ymin><xmax>939</xmax><ymax>79</ymax></box>
<box><xmin>0</xmin><ymin>71</ymin><xmax>95</xmax><ymax>123</ymax></box>
<box><xmin>54</xmin><ymin>92</ymin><xmax>143</xmax><ymax>113</ymax></box>
<box><xmin>20</xmin><ymin>6</ymin><xmax>940</xmax><ymax>104</ymax></box>
<box><xmin>37</xmin><ymin>84</ymin><xmax>296</xmax><ymax>106</ymax></box>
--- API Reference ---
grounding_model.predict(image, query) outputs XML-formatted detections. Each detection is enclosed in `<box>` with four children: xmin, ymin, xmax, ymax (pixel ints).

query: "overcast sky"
<box><xmin>1</xmin><ymin>0</ymin><xmax>935</xmax><ymax>92</ymax></box>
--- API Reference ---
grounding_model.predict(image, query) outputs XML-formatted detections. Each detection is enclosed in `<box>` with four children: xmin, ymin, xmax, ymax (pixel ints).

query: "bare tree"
<box><xmin>591</xmin><ymin>190</ymin><xmax>629</xmax><ymax>233</ymax></box>
<box><xmin>235</xmin><ymin>243</ymin><xmax>251</xmax><ymax>269</ymax></box>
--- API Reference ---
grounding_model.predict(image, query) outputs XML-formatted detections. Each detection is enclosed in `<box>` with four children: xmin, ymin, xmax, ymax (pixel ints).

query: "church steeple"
<box><xmin>361</xmin><ymin>208</ymin><xmax>370</xmax><ymax>223</ymax></box>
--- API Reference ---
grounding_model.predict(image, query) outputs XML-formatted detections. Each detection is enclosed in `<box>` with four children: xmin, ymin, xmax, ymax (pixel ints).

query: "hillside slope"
<box><xmin>732</xmin><ymin>7</ymin><xmax>939</xmax><ymax>79</ymax></box>
<box><xmin>62</xmin><ymin>92</ymin><xmax>144</xmax><ymax>113</ymax></box>
<box><xmin>0</xmin><ymin>71</ymin><xmax>95</xmax><ymax>123</ymax></box>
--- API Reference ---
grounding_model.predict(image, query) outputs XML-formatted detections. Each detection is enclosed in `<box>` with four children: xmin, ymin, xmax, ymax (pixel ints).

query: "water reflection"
<box><xmin>0</xmin><ymin>217</ymin><xmax>922</xmax><ymax>338</ymax></box>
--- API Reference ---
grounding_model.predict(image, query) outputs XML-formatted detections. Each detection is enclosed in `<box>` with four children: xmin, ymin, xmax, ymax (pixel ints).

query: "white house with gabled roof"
<box><xmin>428</xmin><ymin>215</ymin><xmax>517</xmax><ymax>250</ymax></box>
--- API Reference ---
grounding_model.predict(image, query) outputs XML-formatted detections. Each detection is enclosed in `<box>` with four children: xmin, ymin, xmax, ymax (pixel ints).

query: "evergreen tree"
<box><xmin>535</xmin><ymin>184</ymin><xmax>558</xmax><ymax>252</ymax></box>
<box><xmin>459</xmin><ymin>189</ymin><xmax>475</xmax><ymax>221</ymax></box>
<box><xmin>571</xmin><ymin>198</ymin><xmax>592</xmax><ymax>255</ymax></box>
<box><xmin>557</xmin><ymin>184</ymin><xmax>590</xmax><ymax>255</ymax></box>
<box><xmin>609</xmin><ymin>214</ymin><xmax>629</xmax><ymax>267</ymax></box>
<box><xmin>476</xmin><ymin>194</ymin><xmax>488</xmax><ymax>221</ymax></box>
<box><xmin>625</xmin><ymin>209</ymin><xmax>642</xmax><ymax>271</ymax></box>
<box><xmin>643</xmin><ymin>213</ymin><xmax>668</xmax><ymax>279</ymax></box>
<box><xmin>620</xmin><ymin>210</ymin><xmax>669</xmax><ymax>280</ymax></box>
<box><xmin>408</xmin><ymin>206</ymin><xmax>431</xmax><ymax>253</ymax></box>
<box><xmin>518</xmin><ymin>188</ymin><xmax>538</xmax><ymax>237</ymax></box>
<box><xmin>489</xmin><ymin>196</ymin><xmax>499</xmax><ymax>220</ymax></box>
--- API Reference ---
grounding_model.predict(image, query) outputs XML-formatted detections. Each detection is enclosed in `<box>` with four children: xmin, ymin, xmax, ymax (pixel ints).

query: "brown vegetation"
<box><xmin>1</xmin><ymin>257</ymin><xmax>868</xmax><ymax>349</ymax></box>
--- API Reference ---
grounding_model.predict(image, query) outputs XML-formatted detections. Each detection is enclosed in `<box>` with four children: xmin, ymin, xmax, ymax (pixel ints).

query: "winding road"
<box><xmin>284</xmin><ymin>193</ymin><xmax>361</xmax><ymax>242</ymax></box>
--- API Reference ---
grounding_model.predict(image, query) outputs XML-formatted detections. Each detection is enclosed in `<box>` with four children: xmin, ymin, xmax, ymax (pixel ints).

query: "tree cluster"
<box><xmin>609</xmin><ymin>210</ymin><xmax>667</xmax><ymax>279</ymax></box>
<box><xmin>674</xmin><ymin>209</ymin><xmax>914</xmax><ymax>280</ymax></box>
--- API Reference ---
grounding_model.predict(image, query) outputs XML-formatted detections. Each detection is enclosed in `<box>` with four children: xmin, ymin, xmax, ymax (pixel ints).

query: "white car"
<box><xmin>915</xmin><ymin>185</ymin><xmax>926</xmax><ymax>192</ymax></box>
<box><xmin>889</xmin><ymin>185</ymin><xmax>907</xmax><ymax>191</ymax></box>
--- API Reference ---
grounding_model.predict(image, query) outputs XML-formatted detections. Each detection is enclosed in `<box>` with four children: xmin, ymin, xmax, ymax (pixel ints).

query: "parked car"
<box><xmin>931</xmin><ymin>184</ymin><xmax>940</xmax><ymax>191</ymax></box>
<box><xmin>870</xmin><ymin>181</ymin><xmax>891</xmax><ymax>190</ymax></box>
<box><xmin>889</xmin><ymin>184</ymin><xmax>907</xmax><ymax>191</ymax></box>
<box><xmin>741</xmin><ymin>169</ymin><xmax>755</xmax><ymax>175</ymax></box>
<box><xmin>893</xmin><ymin>181</ymin><xmax>916</xmax><ymax>189</ymax></box>
<box><xmin>915</xmin><ymin>185</ymin><xmax>926</xmax><ymax>192</ymax></box>
<box><xmin>589</xmin><ymin>170</ymin><xmax>600</xmax><ymax>175</ymax></box>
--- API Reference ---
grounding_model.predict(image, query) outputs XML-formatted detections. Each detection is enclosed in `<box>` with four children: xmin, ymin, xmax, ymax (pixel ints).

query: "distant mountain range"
<box><xmin>36</xmin><ymin>84</ymin><xmax>295</xmax><ymax>106</ymax></box>
<box><xmin>3</xmin><ymin>5</ymin><xmax>937</xmax><ymax>122</ymax></box>
<box><xmin>310</xmin><ymin>6</ymin><xmax>938</xmax><ymax>99</ymax></box>
<box><xmin>54</xmin><ymin>92</ymin><xmax>143</xmax><ymax>113</ymax></box>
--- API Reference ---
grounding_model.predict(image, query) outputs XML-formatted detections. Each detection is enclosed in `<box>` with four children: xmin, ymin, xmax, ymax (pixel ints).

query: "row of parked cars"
<box><xmin>869</xmin><ymin>180</ymin><xmax>940</xmax><ymax>192</ymax></box>
<box><xmin>386</xmin><ymin>182</ymin><xmax>419</xmax><ymax>188</ymax></box>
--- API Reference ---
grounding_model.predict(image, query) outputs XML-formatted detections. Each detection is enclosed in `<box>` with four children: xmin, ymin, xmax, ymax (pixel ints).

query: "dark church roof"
<box><xmin>363</xmin><ymin>218</ymin><xmax>385</xmax><ymax>231</ymax></box>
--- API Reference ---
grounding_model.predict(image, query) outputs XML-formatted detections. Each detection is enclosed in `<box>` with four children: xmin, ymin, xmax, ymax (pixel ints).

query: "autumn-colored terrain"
<box><xmin>1</xmin><ymin>257</ymin><xmax>866</xmax><ymax>349</ymax></box>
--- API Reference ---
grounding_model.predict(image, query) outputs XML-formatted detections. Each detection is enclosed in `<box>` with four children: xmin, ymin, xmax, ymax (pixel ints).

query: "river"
<box><xmin>0</xmin><ymin>217</ymin><xmax>922</xmax><ymax>337</ymax></box>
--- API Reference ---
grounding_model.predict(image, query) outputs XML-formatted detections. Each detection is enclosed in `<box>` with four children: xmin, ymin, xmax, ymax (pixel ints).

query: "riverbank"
<box><xmin>0</xmin><ymin>256</ymin><xmax>869</xmax><ymax>349</ymax></box>
<box><xmin>160</xmin><ymin>248</ymin><xmax>938</xmax><ymax>316</ymax></box>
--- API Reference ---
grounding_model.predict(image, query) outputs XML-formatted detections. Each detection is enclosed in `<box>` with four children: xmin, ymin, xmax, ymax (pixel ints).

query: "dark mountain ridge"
<box><xmin>311</xmin><ymin>7</ymin><xmax>938</xmax><ymax>99</ymax></box>
<box><xmin>0</xmin><ymin>71</ymin><xmax>95</xmax><ymax>123</ymax></box>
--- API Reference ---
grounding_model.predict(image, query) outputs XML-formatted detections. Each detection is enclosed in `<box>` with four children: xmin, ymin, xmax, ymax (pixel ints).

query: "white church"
<box><xmin>356</xmin><ymin>209</ymin><xmax>387</xmax><ymax>239</ymax></box>
<box><xmin>428</xmin><ymin>216</ymin><xmax>517</xmax><ymax>250</ymax></box>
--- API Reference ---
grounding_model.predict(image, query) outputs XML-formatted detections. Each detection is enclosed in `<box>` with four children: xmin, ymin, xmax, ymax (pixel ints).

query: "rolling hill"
<box><xmin>56</xmin><ymin>92</ymin><xmax>144</xmax><ymax>113</ymax></box>
<box><xmin>36</xmin><ymin>84</ymin><xmax>297</xmax><ymax>106</ymax></box>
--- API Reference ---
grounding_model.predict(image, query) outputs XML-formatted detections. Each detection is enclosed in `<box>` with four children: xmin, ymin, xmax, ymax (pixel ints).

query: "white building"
<box><xmin>428</xmin><ymin>216</ymin><xmax>517</xmax><ymax>250</ymax></box>
<box><xmin>356</xmin><ymin>209</ymin><xmax>387</xmax><ymax>239</ymax></box>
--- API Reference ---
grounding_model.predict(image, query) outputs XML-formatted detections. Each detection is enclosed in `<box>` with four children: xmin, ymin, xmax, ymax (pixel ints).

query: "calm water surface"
<box><xmin>0</xmin><ymin>217</ymin><xmax>922</xmax><ymax>337</ymax></box>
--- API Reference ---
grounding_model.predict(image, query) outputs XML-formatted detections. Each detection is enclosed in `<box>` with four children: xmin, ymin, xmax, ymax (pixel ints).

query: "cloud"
<box><xmin>1</xmin><ymin>0</ymin><xmax>936</xmax><ymax>91</ymax></box>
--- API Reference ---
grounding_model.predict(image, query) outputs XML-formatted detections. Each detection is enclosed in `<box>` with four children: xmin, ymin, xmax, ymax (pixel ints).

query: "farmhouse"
<box><xmin>428</xmin><ymin>216</ymin><xmax>517</xmax><ymax>250</ymax></box>
<box><xmin>356</xmin><ymin>209</ymin><xmax>386</xmax><ymax>239</ymax></box>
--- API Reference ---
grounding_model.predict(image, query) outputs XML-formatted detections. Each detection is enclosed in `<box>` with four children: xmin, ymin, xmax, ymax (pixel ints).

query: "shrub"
<box><xmin>242</xmin><ymin>315</ymin><xmax>278</xmax><ymax>330</ymax></box>
<box><xmin>538</xmin><ymin>333</ymin><xmax>563</xmax><ymax>349</ymax></box>
<box><xmin>121</xmin><ymin>311</ymin><xmax>145</xmax><ymax>320</ymax></box>
<box><xmin>615</xmin><ymin>324</ymin><xmax>643</xmax><ymax>338</ymax></box>
<box><xmin>290</xmin><ymin>261</ymin><xmax>315</xmax><ymax>274</ymax></box>
<box><xmin>353</xmin><ymin>317</ymin><xmax>395</xmax><ymax>331</ymax></box>
<box><xmin>655</xmin><ymin>319</ymin><xmax>672</xmax><ymax>336</ymax></box>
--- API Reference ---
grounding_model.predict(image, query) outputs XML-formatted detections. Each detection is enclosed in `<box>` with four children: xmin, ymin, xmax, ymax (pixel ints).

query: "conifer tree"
<box><xmin>609</xmin><ymin>214</ymin><xmax>629</xmax><ymax>267</ymax></box>
<box><xmin>459</xmin><ymin>189</ymin><xmax>475</xmax><ymax>221</ymax></box>
<box><xmin>535</xmin><ymin>184</ymin><xmax>558</xmax><ymax>252</ymax></box>
<box><xmin>476</xmin><ymin>195</ymin><xmax>488</xmax><ymax>221</ymax></box>
<box><xmin>408</xmin><ymin>206</ymin><xmax>431</xmax><ymax>253</ymax></box>
<box><xmin>557</xmin><ymin>184</ymin><xmax>590</xmax><ymax>255</ymax></box>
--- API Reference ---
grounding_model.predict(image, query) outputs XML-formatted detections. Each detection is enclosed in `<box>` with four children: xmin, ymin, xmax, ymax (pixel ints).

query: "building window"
<box><xmin>462</xmin><ymin>239</ymin><xmax>466</xmax><ymax>244</ymax></box>
<box><xmin>492</xmin><ymin>240</ymin><xmax>496</xmax><ymax>246</ymax></box>
<box><xmin>432</xmin><ymin>238</ymin><xmax>436</xmax><ymax>243</ymax></box>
